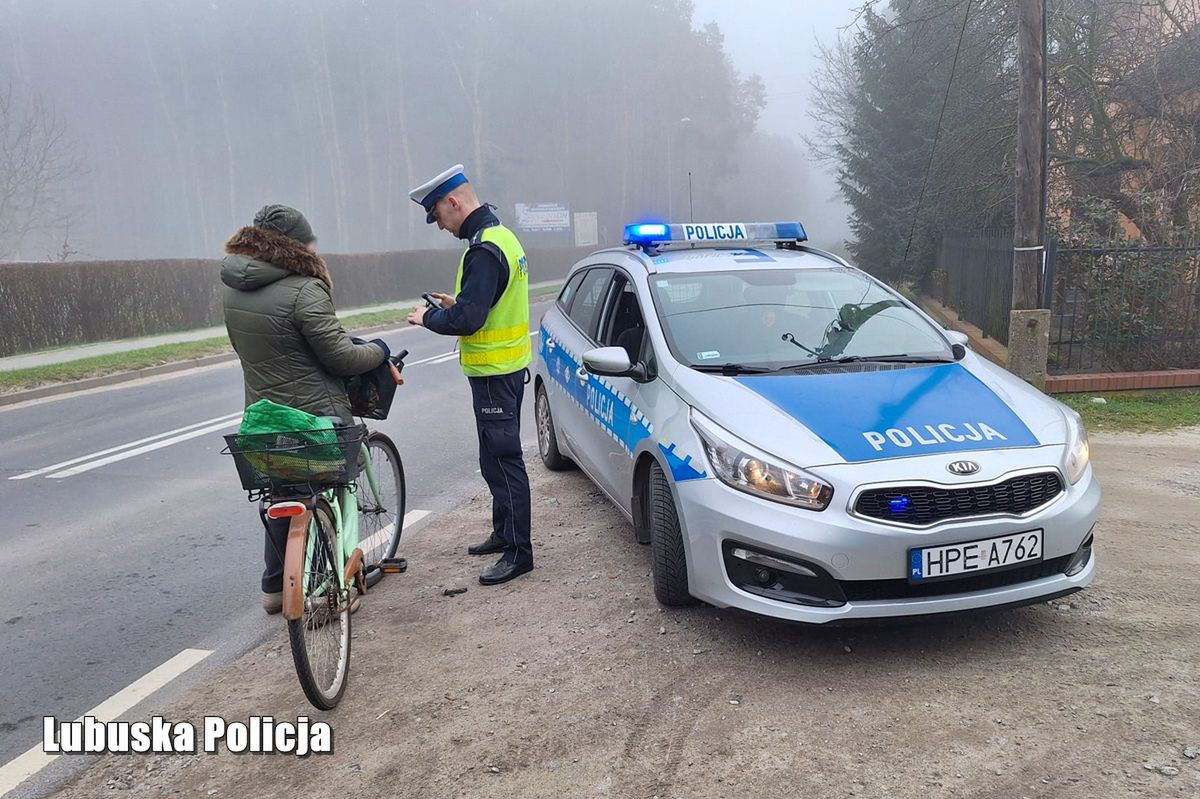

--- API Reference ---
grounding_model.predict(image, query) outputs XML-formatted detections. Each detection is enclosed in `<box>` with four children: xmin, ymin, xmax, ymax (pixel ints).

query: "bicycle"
<box><xmin>222</xmin><ymin>352</ymin><xmax>407</xmax><ymax>709</ymax></box>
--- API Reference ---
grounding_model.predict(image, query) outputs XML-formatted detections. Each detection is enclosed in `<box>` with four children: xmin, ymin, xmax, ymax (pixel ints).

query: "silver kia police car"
<box><xmin>534</xmin><ymin>221</ymin><xmax>1098</xmax><ymax>623</ymax></box>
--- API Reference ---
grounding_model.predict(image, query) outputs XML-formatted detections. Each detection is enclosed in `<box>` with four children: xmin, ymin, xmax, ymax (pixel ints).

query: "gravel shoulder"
<box><xmin>52</xmin><ymin>428</ymin><xmax>1200</xmax><ymax>798</ymax></box>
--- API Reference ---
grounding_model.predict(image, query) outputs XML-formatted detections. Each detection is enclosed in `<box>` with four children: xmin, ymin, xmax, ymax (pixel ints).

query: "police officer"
<box><xmin>406</xmin><ymin>165</ymin><xmax>534</xmax><ymax>585</ymax></box>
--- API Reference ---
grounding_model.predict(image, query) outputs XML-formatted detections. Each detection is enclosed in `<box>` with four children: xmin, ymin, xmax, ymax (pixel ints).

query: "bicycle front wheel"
<box><xmin>287</xmin><ymin>499</ymin><xmax>351</xmax><ymax>711</ymax></box>
<box><xmin>356</xmin><ymin>431</ymin><xmax>406</xmax><ymax>574</ymax></box>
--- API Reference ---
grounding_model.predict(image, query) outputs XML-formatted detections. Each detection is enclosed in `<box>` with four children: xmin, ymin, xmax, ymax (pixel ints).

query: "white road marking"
<box><xmin>359</xmin><ymin>509</ymin><xmax>431</xmax><ymax>554</ymax></box>
<box><xmin>0</xmin><ymin>648</ymin><xmax>212</xmax><ymax>795</ymax></box>
<box><xmin>10</xmin><ymin>412</ymin><xmax>244</xmax><ymax>480</ymax></box>
<box><xmin>47</xmin><ymin>418</ymin><xmax>242</xmax><ymax>479</ymax></box>
<box><xmin>407</xmin><ymin>350</ymin><xmax>458</xmax><ymax>367</ymax></box>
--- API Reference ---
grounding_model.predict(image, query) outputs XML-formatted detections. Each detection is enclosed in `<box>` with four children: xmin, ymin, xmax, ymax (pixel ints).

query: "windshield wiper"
<box><xmin>778</xmin><ymin>354</ymin><xmax>955</xmax><ymax>371</ymax></box>
<box><xmin>691</xmin><ymin>363</ymin><xmax>775</xmax><ymax>375</ymax></box>
<box><xmin>850</xmin><ymin>354</ymin><xmax>956</xmax><ymax>363</ymax></box>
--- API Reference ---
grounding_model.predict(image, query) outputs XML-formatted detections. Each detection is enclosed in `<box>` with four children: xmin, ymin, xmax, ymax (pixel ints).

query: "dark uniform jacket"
<box><xmin>220</xmin><ymin>226</ymin><xmax>385</xmax><ymax>423</ymax></box>
<box><xmin>423</xmin><ymin>205</ymin><xmax>508</xmax><ymax>337</ymax></box>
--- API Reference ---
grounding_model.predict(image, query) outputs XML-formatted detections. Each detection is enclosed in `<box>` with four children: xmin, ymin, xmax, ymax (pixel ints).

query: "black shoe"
<box><xmin>479</xmin><ymin>559</ymin><xmax>533</xmax><ymax>586</ymax></box>
<box><xmin>467</xmin><ymin>535</ymin><xmax>506</xmax><ymax>556</ymax></box>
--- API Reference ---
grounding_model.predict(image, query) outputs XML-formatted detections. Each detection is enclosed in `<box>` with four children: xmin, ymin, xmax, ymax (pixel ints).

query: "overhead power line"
<box><xmin>900</xmin><ymin>0</ymin><xmax>974</xmax><ymax>271</ymax></box>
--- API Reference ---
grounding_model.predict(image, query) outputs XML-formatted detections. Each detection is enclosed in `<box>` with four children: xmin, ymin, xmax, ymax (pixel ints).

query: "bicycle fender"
<box><xmin>282</xmin><ymin>510</ymin><xmax>313</xmax><ymax>621</ymax></box>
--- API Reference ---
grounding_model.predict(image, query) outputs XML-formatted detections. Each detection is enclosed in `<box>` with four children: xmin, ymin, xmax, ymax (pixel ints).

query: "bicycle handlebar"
<box><xmin>388</xmin><ymin>350</ymin><xmax>409</xmax><ymax>384</ymax></box>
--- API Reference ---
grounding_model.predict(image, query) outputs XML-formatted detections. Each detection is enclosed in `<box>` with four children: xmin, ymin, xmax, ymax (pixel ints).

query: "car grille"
<box><xmin>854</xmin><ymin>471</ymin><xmax>1064</xmax><ymax>526</ymax></box>
<box><xmin>840</xmin><ymin>554</ymin><xmax>1073</xmax><ymax>601</ymax></box>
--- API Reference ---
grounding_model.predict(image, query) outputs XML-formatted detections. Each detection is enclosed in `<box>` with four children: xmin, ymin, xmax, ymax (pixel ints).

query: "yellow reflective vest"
<box><xmin>454</xmin><ymin>224</ymin><xmax>531</xmax><ymax>377</ymax></box>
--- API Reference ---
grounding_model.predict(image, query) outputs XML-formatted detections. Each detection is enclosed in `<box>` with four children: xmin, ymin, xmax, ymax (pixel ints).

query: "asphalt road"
<box><xmin>0</xmin><ymin>301</ymin><xmax>551</xmax><ymax>780</ymax></box>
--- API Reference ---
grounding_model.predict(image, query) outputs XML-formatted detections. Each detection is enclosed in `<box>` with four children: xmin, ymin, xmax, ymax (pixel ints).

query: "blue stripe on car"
<box><xmin>539</xmin><ymin>327</ymin><xmax>706</xmax><ymax>480</ymax></box>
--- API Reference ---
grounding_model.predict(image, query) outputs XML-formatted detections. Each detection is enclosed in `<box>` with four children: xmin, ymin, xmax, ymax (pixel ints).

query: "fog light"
<box><xmin>1064</xmin><ymin>533</ymin><xmax>1094</xmax><ymax>577</ymax></box>
<box><xmin>731</xmin><ymin>547</ymin><xmax>818</xmax><ymax>578</ymax></box>
<box><xmin>722</xmin><ymin>542</ymin><xmax>846</xmax><ymax>608</ymax></box>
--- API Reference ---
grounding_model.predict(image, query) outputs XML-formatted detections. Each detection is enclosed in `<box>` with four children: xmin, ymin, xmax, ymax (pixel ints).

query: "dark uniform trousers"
<box><xmin>469</xmin><ymin>369</ymin><xmax>533</xmax><ymax>567</ymax></box>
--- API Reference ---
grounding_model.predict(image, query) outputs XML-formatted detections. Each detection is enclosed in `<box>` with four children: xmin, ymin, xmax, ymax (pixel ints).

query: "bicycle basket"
<box><xmin>223</xmin><ymin>424</ymin><xmax>368</xmax><ymax>492</ymax></box>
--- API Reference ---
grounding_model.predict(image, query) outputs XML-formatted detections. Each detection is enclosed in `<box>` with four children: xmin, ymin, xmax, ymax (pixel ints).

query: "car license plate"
<box><xmin>909</xmin><ymin>530</ymin><xmax>1043</xmax><ymax>582</ymax></box>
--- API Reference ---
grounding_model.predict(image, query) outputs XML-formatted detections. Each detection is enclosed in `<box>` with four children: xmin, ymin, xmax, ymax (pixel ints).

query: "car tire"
<box><xmin>536</xmin><ymin>383</ymin><xmax>575</xmax><ymax>471</ymax></box>
<box><xmin>648</xmin><ymin>461</ymin><xmax>695</xmax><ymax>606</ymax></box>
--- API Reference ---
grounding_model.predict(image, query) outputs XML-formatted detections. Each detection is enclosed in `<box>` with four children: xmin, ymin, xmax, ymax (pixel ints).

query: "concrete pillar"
<box><xmin>1007</xmin><ymin>309</ymin><xmax>1051</xmax><ymax>391</ymax></box>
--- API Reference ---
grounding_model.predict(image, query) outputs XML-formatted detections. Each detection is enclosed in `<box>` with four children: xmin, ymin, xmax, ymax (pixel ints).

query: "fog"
<box><xmin>0</xmin><ymin>0</ymin><xmax>855</xmax><ymax>261</ymax></box>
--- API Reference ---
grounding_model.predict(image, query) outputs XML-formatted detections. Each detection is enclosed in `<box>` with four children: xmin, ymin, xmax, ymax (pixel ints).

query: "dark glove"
<box><xmin>368</xmin><ymin>338</ymin><xmax>390</xmax><ymax>358</ymax></box>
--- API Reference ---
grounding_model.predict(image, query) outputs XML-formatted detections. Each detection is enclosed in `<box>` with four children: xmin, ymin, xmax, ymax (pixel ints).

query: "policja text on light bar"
<box><xmin>623</xmin><ymin>221</ymin><xmax>808</xmax><ymax>250</ymax></box>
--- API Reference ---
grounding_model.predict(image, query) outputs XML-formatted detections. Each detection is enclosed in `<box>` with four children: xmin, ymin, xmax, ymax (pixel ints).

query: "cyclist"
<box><xmin>221</xmin><ymin>204</ymin><xmax>390</xmax><ymax>614</ymax></box>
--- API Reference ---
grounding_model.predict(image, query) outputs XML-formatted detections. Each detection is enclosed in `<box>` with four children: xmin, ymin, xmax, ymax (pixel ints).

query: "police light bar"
<box><xmin>623</xmin><ymin>221</ymin><xmax>807</xmax><ymax>250</ymax></box>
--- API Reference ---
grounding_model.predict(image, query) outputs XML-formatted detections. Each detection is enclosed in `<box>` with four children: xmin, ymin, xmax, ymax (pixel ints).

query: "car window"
<box><xmin>598</xmin><ymin>274</ymin><xmax>647</xmax><ymax>363</ymax></box>
<box><xmin>566</xmin><ymin>267</ymin><xmax>613</xmax><ymax>338</ymax></box>
<box><xmin>557</xmin><ymin>270</ymin><xmax>587</xmax><ymax>311</ymax></box>
<box><xmin>650</xmin><ymin>267</ymin><xmax>951</xmax><ymax>368</ymax></box>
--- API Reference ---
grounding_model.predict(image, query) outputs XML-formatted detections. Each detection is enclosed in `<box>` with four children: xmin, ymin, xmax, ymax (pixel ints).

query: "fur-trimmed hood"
<box><xmin>222</xmin><ymin>225</ymin><xmax>333</xmax><ymax>290</ymax></box>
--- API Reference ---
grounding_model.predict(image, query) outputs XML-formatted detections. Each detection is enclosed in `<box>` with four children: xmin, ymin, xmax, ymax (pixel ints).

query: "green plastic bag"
<box><xmin>236</xmin><ymin>400</ymin><xmax>345</xmax><ymax>484</ymax></box>
<box><xmin>238</xmin><ymin>399</ymin><xmax>334</xmax><ymax>436</ymax></box>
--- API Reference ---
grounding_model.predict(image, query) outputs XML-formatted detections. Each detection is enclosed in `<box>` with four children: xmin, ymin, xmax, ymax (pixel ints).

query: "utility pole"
<box><xmin>1008</xmin><ymin>0</ymin><xmax>1051</xmax><ymax>389</ymax></box>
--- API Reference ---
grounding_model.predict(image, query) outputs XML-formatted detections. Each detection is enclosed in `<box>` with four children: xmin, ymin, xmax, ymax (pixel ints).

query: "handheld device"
<box><xmin>422</xmin><ymin>293</ymin><xmax>441</xmax><ymax>309</ymax></box>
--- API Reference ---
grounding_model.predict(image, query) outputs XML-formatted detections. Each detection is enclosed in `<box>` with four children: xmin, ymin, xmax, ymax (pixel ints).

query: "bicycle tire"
<box><xmin>355</xmin><ymin>431</ymin><xmax>406</xmax><ymax>574</ymax></box>
<box><xmin>287</xmin><ymin>498</ymin><xmax>352</xmax><ymax>710</ymax></box>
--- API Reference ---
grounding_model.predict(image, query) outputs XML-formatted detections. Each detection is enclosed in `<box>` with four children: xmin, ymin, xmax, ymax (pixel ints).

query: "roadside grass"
<box><xmin>1056</xmin><ymin>388</ymin><xmax>1200</xmax><ymax>433</ymax></box>
<box><xmin>0</xmin><ymin>284</ymin><xmax>562</xmax><ymax>395</ymax></box>
<box><xmin>0</xmin><ymin>307</ymin><xmax>413</xmax><ymax>394</ymax></box>
<box><xmin>0</xmin><ymin>337</ymin><xmax>235</xmax><ymax>392</ymax></box>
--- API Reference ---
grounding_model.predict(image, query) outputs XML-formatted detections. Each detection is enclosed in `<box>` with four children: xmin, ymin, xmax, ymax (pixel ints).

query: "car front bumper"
<box><xmin>673</xmin><ymin>466</ymin><xmax>1100</xmax><ymax>624</ymax></box>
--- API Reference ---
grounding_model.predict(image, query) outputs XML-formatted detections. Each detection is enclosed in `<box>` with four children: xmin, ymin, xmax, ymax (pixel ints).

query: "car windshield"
<box><xmin>650</xmin><ymin>266</ymin><xmax>952</xmax><ymax>370</ymax></box>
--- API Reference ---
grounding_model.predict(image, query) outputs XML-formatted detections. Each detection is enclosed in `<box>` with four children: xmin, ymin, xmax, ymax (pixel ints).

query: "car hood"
<box><xmin>667</xmin><ymin>356</ymin><xmax>1070</xmax><ymax>468</ymax></box>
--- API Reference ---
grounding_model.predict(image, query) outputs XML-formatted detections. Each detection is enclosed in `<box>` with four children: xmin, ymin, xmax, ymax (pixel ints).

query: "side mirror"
<box><xmin>946</xmin><ymin>330</ymin><xmax>969</xmax><ymax>361</ymax></box>
<box><xmin>583</xmin><ymin>347</ymin><xmax>648</xmax><ymax>381</ymax></box>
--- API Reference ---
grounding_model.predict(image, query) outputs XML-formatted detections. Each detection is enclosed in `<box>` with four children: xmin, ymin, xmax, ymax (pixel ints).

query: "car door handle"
<box><xmin>545</xmin><ymin>339</ymin><xmax>556</xmax><ymax>350</ymax></box>
<box><xmin>576</xmin><ymin>367</ymin><xmax>589</xmax><ymax>383</ymax></box>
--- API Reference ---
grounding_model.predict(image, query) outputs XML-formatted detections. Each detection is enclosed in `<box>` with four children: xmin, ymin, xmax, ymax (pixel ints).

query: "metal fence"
<box><xmin>932</xmin><ymin>233</ymin><xmax>1200</xmax><ymax>374</ymax></box>
<box><xmin>1046</xmin><ymin>244</ymin><xmax>1200</xmax><ymax>373</ymax></box>
<box><xmin>933</xmin><ymin>230</ymin><xmax>1017</xmax><ymax>346</ymax></box>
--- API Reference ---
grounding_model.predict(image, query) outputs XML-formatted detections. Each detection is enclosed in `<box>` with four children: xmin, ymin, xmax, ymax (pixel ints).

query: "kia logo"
<box><xmin>947</xmin><ymin>460</ymin><xmax>981</xmax><ymax>476</ymax></box>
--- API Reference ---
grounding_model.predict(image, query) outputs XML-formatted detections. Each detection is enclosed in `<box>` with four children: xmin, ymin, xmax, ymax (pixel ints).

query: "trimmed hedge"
<box><xmin>0</xmin><ymin>246</ymin><xmax>589</xmax><ymax>356</ymax></box>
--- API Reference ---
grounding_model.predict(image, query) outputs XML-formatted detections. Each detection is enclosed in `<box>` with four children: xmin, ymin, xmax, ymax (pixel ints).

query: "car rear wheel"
<box><xmin>536</xmin><ymin>383</ymin><xmax>574</xmax><ymax>471</ymax></box>
<box><xmin>648</xmin><ymin>461</ymin><xmax>695</xmax><ymax>606</ymax></box>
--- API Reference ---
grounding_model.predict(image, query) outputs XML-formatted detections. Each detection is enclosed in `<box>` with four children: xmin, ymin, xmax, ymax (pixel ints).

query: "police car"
<box><xmin>534</xmin><ymin>222</ymin><xmax>1099</xmax><ymax>623</ymax></box>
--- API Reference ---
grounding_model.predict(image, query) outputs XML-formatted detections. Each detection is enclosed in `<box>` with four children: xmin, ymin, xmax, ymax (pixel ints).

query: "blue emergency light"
<box><xmin>623</xmin><ymin>221</ymin><xmax>808</xmax><ymax>252</ymax></box>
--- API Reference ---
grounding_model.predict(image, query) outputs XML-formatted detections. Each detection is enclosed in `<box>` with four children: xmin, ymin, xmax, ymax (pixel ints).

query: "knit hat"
<box><xmin>253</xmin><ymin>204</ymin><xmax>315</xmax><ymax>244</ymax></box>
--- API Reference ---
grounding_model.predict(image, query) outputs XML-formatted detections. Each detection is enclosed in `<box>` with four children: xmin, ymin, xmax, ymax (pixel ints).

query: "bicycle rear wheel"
<box><xmin>287</xmin><ymin>499</ymin><xmax>351</xmax><ymax>710</ymax></box>
<box><xmin>355</xmin><ymin>431</ymin><xmax>405</xmax><ymax>583</ymax></box>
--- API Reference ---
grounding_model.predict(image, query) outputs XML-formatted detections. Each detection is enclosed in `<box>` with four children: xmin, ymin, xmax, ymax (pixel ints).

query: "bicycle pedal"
<box><xmin>380</xmin><ymin>557</ymin><xmax>407</xmax><ymax>573</ymax></box>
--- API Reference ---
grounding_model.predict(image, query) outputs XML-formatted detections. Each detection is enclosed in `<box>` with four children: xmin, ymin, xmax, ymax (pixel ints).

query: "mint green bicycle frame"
<box><xmin>303</xmin><ymin>441</ymin><xmax>379</xmax><ymax>600</ymax></box>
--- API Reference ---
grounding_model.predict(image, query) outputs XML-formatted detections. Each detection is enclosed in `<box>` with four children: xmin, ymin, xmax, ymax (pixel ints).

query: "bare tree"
<box><xmin>0</xmin><ymin>85</ymin><xmax>81</xmax><ymax>260</ymax></box>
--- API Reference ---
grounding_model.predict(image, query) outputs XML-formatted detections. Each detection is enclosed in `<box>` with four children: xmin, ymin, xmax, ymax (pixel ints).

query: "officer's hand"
<box><xmin>433</xmin><ymin>292</ymin><xmax>456</xmax><ymax>308</ymax></box>
<box><xmin>406</xmin><ymin>307</ymin><xmax>428</xmax><ymax>327</ymax></box>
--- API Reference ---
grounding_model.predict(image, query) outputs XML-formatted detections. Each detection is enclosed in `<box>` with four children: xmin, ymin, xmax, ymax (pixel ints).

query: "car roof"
<box><xmin>578</xmin><ymin>244</ymin><xmax>852</xmax><ymax>278</ymax></box>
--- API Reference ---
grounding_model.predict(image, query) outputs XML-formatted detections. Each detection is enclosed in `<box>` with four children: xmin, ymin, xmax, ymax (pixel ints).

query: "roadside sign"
<box><xmin>573</xmin><ymin>212</ymin><xmax>598</xmax><ymax>248</ymax></box>
<box><xmin>515</xmin><ymin>203</ymin><xmax>571</xmax><ymax>232</ymax></box>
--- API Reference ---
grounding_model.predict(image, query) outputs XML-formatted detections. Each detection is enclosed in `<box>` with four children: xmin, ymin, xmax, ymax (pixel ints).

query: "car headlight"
<box><xmin>691</xmin><ymin>411</ymin><xmax>833</xmax><ymax>511</ymax></box>
<box><xmin>1063</xmin><ymin>408</ymin><xmax>1091</xmax><ymax>485</ymax></box>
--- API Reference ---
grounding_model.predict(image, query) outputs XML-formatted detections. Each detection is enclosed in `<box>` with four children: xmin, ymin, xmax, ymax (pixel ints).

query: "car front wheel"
<box><xmin>535</xmin><ymin>383</ymin><xmax>574</xmax><ymax>471</ymax></box>
<box><xmin>647</xmin><ymin>461</ymin><xmax>695</xmax><ymax>606</ymax></box>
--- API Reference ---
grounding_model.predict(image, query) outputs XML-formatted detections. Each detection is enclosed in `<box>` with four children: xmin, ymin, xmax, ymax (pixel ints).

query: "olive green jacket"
<box><xmin>221</xmin><ymin>226</ymin><xmax>384</xmax><ymax>423</ymax></box>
